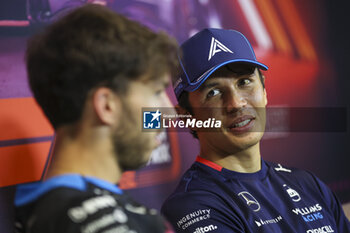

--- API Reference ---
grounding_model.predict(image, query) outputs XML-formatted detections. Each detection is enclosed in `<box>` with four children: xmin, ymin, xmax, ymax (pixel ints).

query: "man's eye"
<box><xmin>155</xmin><ymin>89</ymin><xmax>163</xmax><ymax>96</ymax></box>
<box><xmin>238</xmin><ymin>78</ymin><xmax>252</xmax><ymax>86</ymax></box>
<box><xmin>207</xmin><ymin>89</ymin><xmax>220</xmax><ymax>98</ymax></box>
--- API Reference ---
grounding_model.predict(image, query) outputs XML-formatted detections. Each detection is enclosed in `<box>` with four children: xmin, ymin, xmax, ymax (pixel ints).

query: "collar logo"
<box><xmin>274</xmin><ymin>164</ymin><xmax>291</xmax><ymax>173</ymax></box>
<box><xmin>208</xmin><ymin>37</ymin><xmax>233</xmax><ymax>61</ymax></box>
<box><xmin>238</xmin><ymin>191</ymin><xmax>261</xmax><ymax>212</ymax></box>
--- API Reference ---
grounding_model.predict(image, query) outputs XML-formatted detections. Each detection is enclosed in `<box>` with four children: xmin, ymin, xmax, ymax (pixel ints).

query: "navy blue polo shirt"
<box><xmin>162</xmin><ymin>156</ymin><xmax>350</xmax><ymax>233</ymax></box>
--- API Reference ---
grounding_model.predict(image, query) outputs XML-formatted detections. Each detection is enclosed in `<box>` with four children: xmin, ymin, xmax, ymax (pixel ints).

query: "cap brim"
<box><xmin>184</xmin><ymin>59</ymin><xmax>268</xmax><ymax>93</ymax></box>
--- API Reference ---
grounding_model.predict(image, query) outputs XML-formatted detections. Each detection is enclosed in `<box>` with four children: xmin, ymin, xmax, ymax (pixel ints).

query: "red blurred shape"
<box><xmin>0</xmin><ymin>97</ymin><xmax>54</xmax><ymax>141</ymax></box>
<box><xmin>0</xmin><ymin>142</ymin><xmax>52</xmax><ymax>187</ymax></box>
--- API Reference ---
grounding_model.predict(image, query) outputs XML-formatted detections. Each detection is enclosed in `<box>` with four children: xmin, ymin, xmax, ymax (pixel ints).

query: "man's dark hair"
<box><xmin>177</xmin><ymin>68</ymin><xmax>265</xmax><ymax>139</ymax></box>
<box><xmin>27</xmin><ymin>4</ymin><xmax>179</xmax><ymax>129</ymax></box>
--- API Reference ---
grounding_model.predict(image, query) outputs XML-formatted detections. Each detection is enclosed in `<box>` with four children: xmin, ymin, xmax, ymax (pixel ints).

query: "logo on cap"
<box><xmin>208</xmin><ymin>37</ymin><xmax>233</xmax><ymax>61</ymax></box>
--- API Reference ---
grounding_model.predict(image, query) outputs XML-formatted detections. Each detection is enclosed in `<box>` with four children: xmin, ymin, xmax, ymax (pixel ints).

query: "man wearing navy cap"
<box><xmin>162</xmin><ymin>28</ymin><xmax>350</xmax><ymax>232</ymax></box>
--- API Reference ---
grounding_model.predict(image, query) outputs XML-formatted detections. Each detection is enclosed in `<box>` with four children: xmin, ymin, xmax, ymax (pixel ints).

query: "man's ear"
<box><xmin>261</xmin><ymin>74</ymin><xmax>268</xmax><ymax>106</ymax></box>
<box><xmin>175</xmin><ymin>104</ymin><xmax>197</xmax><ymax>132</ymax></box>
<box><xmin>263</xmin><ymin>86</ymin><xmax>268</xmax><ymax>106</ymax></box>
<box><xmin>263</xmin><ymin>75</ymin><xmax>268</xmax><ymax>107</ymax></box>
<box><xmin>175</xmin><ymin>104</ymin><xmax>190</xmax><ymax>117</ymax></box>
<box><xmin>92</xmin><ymin>87</ymin><xmax>121</xmax><ymax>126</ymax></box>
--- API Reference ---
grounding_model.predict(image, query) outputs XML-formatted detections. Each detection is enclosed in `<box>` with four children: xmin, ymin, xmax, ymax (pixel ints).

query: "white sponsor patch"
<box><xmin>81</xmin><ymin>213</ymin><xmax>115</xmax><ymax>233</ymax></box>
<box><xmin>101</xmin><ymin>225</ymin><xmax>136</xmax><ymax>233</ymax></box>
<box><xmin>255</xmin><ymin>215</ymin><xmax>283</xmax><ymax>227</ymax></box>
<box><xmin>124</xmin><ymin>203</ymin><xmax>147</xmax><ymax>215</ymax></box>
<box><xmin>113</xmin><ymin>208</ymin><xmax>128</xmax><ymax>223</ymax></box>
<box><xmin>292</xmin><ymin>203</ymin><xmax>324</xmax><ymax>223</ymax></box>
<box><xmin>80</xmin><ymin>208</ymin><xmax>127</xmax><ymax>233</ymax></box>
<box><xmin>306</xmin><ymin>225</ymin><xmax>334</xmax><ymax>233</ymax></box>
<box><xmin>177</xmin><ymin>209</ymin><xmax>211</xmax><ymax>230</ymax></box>
<box><xmin>292</xmin><ymin>204</ymin><xmax>322</xmax><ymax>216</ymax></box>
<box><xmin>193</xmin><ymin>224</ymin><xmax>218</xmax><ymax>233</ymax></box>
<box><xmin>283</xmin><ymin>184</ymin><xmax>301</xmax><ymax>202</ymax></box>
<box><xmin>68</xmin><ymin>195</ymin><xmax>117</xmax><ymax>223</ymax></box>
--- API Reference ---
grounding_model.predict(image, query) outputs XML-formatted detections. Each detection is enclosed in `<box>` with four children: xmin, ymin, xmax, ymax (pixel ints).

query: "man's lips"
<box><xmin>228</xmin><ymin>115</ymin><xmax>255</xmax><ymax>131</ymax></box>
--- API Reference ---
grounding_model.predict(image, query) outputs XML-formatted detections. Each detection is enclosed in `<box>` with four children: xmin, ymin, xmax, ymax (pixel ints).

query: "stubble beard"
<box><xmin>112</xmin><ymin>103</ymin><xmax>152</xmax><ymax>171</ymax></box>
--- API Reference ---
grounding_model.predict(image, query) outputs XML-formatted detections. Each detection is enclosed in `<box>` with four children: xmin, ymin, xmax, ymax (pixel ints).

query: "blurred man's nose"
<box><xmin>161</xmin><ymin>93</ymin><xmax>177</xmax><ymax>116</ymax></box>
<box><xmin>162</xmin><ymin>93</ymin><xmax>173</xmax><ymax>108</ymax></box>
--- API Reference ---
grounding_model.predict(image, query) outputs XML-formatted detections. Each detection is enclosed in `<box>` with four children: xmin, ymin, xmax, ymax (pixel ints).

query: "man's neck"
<box><xmin>45</xmin><ymin>128</ymin><xmax>122</xmax><ymax>184</ymax></box>
<box><xmin>199</xmin><ymin>143</ymin><xmax>261</xmax><ymax>173</ymax></box>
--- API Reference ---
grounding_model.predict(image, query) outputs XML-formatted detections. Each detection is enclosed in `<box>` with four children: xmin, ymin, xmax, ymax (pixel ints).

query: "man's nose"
<box><xmin>225</xmin><ymin>90</ymin><xmax>247</xmax><ymax>113</ymax></box>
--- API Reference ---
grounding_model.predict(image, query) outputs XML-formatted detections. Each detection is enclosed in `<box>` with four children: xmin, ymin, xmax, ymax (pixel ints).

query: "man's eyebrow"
<box><xmin>199</xmin><ymin>82</ymin><xmax>219</xmax><ymax>91</ymax></box>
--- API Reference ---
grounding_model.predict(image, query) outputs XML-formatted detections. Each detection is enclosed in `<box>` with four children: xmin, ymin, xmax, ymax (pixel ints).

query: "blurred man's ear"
<box><xmin>92</xmin><ymin>87</ymin><xmax>121</xmax><ymax>126</ymax></box>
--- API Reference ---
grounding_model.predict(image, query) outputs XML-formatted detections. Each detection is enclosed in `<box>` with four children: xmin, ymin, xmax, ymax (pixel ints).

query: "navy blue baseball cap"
<box><xmin>174</xmin><ymin>28</ymin><xmax>268</xmax><ymax>99</ymax></box>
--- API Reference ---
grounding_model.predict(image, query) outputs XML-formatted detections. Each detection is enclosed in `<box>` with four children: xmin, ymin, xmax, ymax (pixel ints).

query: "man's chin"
<box><xmin>215</xmin><ymin>131</ymin><xmax>262</xmax><ymax>150</ymax></box>
<box><xmin>120</xmin><ymin>152</ymin><xmax>152</xmax><ymax>171</ymax></box>
<box><xmin>120</xmin><ymin>161</ymin><xmax>147</xmax><ymax>171</ymax></box>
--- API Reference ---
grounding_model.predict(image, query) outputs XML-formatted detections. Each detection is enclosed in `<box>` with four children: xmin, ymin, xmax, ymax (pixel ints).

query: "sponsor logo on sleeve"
<box><xmin>292</xmin><ymin>203</ymin><xmax>324</xmax><ymax>222</ymax></box>
<box><xmin>306</xmin><ymin>225</ymin><xmax>334</xmax><ymax>233</ymax></box>
<box><xmin>177</xmin><ymin>209</ymin><xmax>211</xmax><ymax>230</ymax></box>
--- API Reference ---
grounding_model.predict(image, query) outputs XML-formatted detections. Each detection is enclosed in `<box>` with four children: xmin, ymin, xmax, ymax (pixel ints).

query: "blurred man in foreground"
<box><xmin>162</xmin><ymin>28</ymin><xmax>350</xmax><ymax>232</ymax></box>
<box><xmin>14</xmin><ymin>4</ymin><xmax>178</xmax><ymax>233</ymax></box>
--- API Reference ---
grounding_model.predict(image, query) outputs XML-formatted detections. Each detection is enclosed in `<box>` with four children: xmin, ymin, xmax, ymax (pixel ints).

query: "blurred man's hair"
<box><xmin>27</xmin><ymin>4</ymin><xmax>179</xmax><ymax>129</ymax></box>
